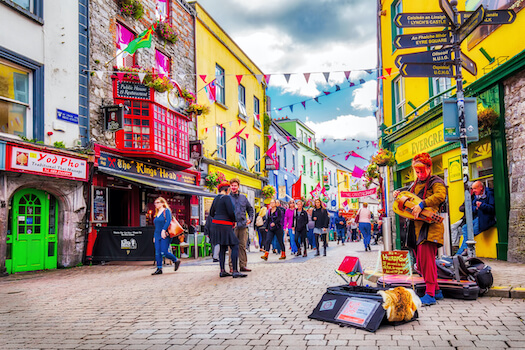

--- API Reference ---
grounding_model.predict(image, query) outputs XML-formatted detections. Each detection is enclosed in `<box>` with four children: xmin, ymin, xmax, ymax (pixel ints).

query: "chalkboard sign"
<box><xmin>117</xmin><ymin>81</ymin><xmax>150</xmax><ymax>100</ymax></box>
<box><xmin>92</xmin><ymin>187</ymin><xmax>108</xmax><ymax>223</ymax></box>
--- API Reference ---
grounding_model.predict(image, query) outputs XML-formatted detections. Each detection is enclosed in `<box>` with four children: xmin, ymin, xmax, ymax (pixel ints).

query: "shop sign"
<box><xmin>98</xmin><ymin>152</ymin><xmax>197</xmax><ymax>185</ymax></box>
<box><xmin>448</xmin><ymin>155</ymin><xmax>462</xmax><ymax>182</ymax></box>
<box><xmin>381</xmin><ymin>251</ymin><xmax>410</xmax><ymax>275</ymax></box>
<box><xmin>102</xmin><ymin>105</ymin><xmax>124</xmax><ymax>132</ymax></box>
<box><xmin>394</xmin><ymin>125</ymin><xmax>447</xmax><ymax>164</ymax></box>
<box><xmin>116</xmin><ymin>81</ymin><xmax>150</xmax><ymax>100</ymax></box>
<box><xmin>56</xmin><ymin>109</ymin><xmax>79</xmax><ymax>124</ymax></box>
<box><xmin>189</xmin><ymin>141</ymin><xmax>202</xmax><ymax>159</ymax></box>
<box><xmin>7</xmin><ymin>145</ymin><xmax>88</xmax><ymax>181</ymax></box>
<box><xmin>92</xmin><ymin>226</ymin><xmax>155</xmax><ymax>261</ymax></box>
<box><xmin>92</xmin><ymin>187</ymin><xmax>108</xmax><ymax>223</ymax></box>
<box><xmin>340</xmin><ymin>188</ymin><xmax>377</xmax><ymax>198</ymax></box>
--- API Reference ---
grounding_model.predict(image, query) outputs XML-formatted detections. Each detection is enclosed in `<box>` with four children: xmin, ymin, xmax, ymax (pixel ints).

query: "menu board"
<box><xmin>92</xmin><ymin>187</ymin><xmax>108</xmax><ymax>223</ymax></box>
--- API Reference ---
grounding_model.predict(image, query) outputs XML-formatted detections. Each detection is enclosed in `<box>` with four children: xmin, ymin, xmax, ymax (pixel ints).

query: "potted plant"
<box><xmin>186</xmin><ymin>103</ymin><xmax>210</xmax><ymax>116</ymax></box>
<box><xmin>145</xmin><ymin>76</ymin><xmax>174</xmax><ymax>93</ymax></box>
<box><xmin>181</xmin><ymin>88</ymin><xmax>196</xmax><ymax>102</ymax></box>
<box><xmin>156</xmin><ymin>21</ymin><xmax>178</xmax><ymax>44</ymax></box>
<box><xmin>204</xmin><ymin>171</ymin><xmax>226</xmax><ymax>191</ymax></box>
<box><xmin>261</xmin><ymin>185</ymin><xmax>276</xmax><ymax>199</ymax></box>
<box><xmin>117</xmin><ymin>0</ymin><xmax>144</xmax><ymax>20</ymax></box>
<box><xmin>371</xmin><ymin>148</ymin><xmax>395</xmax><ymax>167</ymax></box>
<box><xmin>478</xmin><ymin>107</ymin><xmax>499</xmax><ymax>131</ymax></box>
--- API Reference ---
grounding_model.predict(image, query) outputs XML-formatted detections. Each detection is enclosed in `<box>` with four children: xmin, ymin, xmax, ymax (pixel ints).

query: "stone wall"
<box><xmin>89</xmin><ymin>0</ymin><xmax>197</xmax><ymax>147</ymax></box>
<box><xmin>504</xmin><ymin>68</ymin><xmax>525</xmax><ymax>262</ymax></box>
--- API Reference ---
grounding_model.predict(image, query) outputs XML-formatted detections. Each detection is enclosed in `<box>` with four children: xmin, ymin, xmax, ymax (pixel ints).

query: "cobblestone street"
<box><xmin>2</xmin><ymin>242</ymin><xmax>525</xmax><ymax>350</ymax></box>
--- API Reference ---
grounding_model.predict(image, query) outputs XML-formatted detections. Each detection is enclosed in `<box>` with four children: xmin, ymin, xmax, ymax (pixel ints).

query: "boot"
<box><xmin>279</xmin><ymin>251</ymin><xmax>286</xmax><ymax>260</ymax></box>
<box><xmin>303</xmin><ymin>250</ymin><xmax>307</xmax><ymax>257</ymax></box>
<box><xmin>323</xmin><ymin>248</ymin><xmax>326</xmax><ymax>256</ymax></box>
<box><xmin>261</xmin><ymin>251</ymin><xmax>269</xmax><ymax>261</ymax></box>
<box><xmin>296</xmin><ymin>249</ymin><xmax>302</xmax><ymax>256</ymax></box>
<box><xmin>151</xmin><ymin>268</ymin><xmax>162</xmax><ymax>275</ymax></box>
<box><xmin>315</xmin><ymin>248</ymin><xmax>320</xmax><ymax>256</ymax></box>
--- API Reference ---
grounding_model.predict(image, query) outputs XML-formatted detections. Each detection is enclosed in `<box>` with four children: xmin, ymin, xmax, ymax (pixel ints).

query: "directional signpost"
<box><xmin>457</xmin><ymin>5</ymin><xmax>485</xmax><ymax>43</ymax></box>
<box><xmin>393</xmin><ymin>31</ymin><xmax>453</xmax><ymax>49</ymax></box>
<box><xmin>460</xmin><ymin>9</ymin><xmax>515</xmax><ymax>25</ymax></box>
<box><xmin>395</xmin><ymin>10</ymin><xmax>515</xmax><ymax>28</ymax></box>
<box><xmin>400</xmin><ymin>63</ymin><xmax>454</xmax><ymax>78</ymax></box>
<box><xmin>395</xmin><ymin>48</ymin><xmax>453</xmax><ymax>68</ymax></box>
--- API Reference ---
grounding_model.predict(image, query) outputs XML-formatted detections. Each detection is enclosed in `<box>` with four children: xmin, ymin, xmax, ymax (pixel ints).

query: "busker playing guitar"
<box><xmin>393</xmin><ymin>153</ymin><xmax>447</xmax><ymax>306</ymax></box>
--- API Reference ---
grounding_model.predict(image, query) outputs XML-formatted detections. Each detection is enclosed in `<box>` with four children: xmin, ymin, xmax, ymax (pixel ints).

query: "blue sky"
<box><xmin>196</xmin><ymin>0</ymin><xmax>379</xmax><ymax>168</ymax></box>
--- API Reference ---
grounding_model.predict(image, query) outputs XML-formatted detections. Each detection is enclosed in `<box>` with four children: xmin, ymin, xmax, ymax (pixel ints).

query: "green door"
<box><xmin>9</xmin><ymin>189</ymin><xmax>58</xmax><ymax>273</ymax></box>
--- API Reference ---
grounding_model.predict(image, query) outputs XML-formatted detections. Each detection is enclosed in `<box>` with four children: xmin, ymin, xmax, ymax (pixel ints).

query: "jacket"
<box><xmin>473</xmin><ymin>187</ymin><xmax>496</xmax><ymax>232</ymax></box>
<box><xmin>335</xmin><ymin>214</ymin><xmax>347</xmax><ymax>229</ymax></box>
<box><xmin>294</xmin><ymin>209</ymin><xmax>309</xmax><ymax>232</ymax></box>
<box><xmin>409</xmin><ymin>175</ymin><xmax>447</xmax><ymax>247</ymax></box>
<box><xmin>209</xmin><ymin>194</ymin><xmax>236</xmax><ymax>223</ymax></box>
<box><xmin>230</xmin><ymin>192</ymin><xmax>254</xmax><ymax>228</ymax></box>
<box><xmin>284</xmin><ymin>208</ymin><xmax>295</xmax><ymax>229</ymax></box>
<box><xmin>312</xmin><ymin>208</ymin><xmax>330</xmax><ymax>229</ymax></box>
<box><xmin>266</xmin><ymin>208</ymin><xmax>284</xmax><ymax>232</ymax></box>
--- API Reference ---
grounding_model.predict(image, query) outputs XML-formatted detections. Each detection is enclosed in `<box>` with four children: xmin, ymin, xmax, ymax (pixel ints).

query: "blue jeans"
<box><xmin>337</xmin><ymin>228</ymin><xmax>346</xmax><ymax>243</ymax></box>
<box><xmin>307</xmin><ymin>228</ymin><xmax>316</xmax><ymax>248</ymax></box>
<box><xmin>289</xmin><ymin>229</ymin><xmax>297</xmax><ymax>253</ymax></box>
<box><xmin>456</xmin><ymin>217</ymin><xmax>480</xmax><ymax>255</ymax></box>
<box><xmin>272</xmin><ymin>235</ymin><xmax>281</xmax><ymax>253</ymax></box>
<box><xmin>359</xmin><ymin>223</ymin><xmax>372</xmax><ymax>249</ymax></box>
<box><xmin>155</xmin><ymin>237</ymin><xmax>178</xmax><ymax>269</ymax></box>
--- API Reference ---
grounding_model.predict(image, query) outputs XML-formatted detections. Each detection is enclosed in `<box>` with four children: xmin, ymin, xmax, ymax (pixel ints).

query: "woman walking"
<box><xmin>261</xmin><ymin>199</ymin><xmax>286</xmax><ymax>261</ymax></box>
<box><xmin>294</xmin><ymin>200</ymin><xmax>309</xmax><ymax>257</ymax></box>
<box><xmin>312</xmin><ymin>199</ymin><xmax>330</xmax><ymax>256</ymax></box>
<box><xmin>255</xmin><ymin>206</ymin><xmax>268</xmax><ymax>252</ymax></box>
<box><xmin>151</xmin><ymin>197</ymin><xmax>181</xmax><ymax>275</ymax></box>
<box><xmin>284</xmin><ymin>200</ymin><xmax>298</xmax><ymax>254</ymax></box>
<box><xmin>357</xmin><ymin>202</ymin><xmax>372</xmax><ymax>251</ymax></box>
<box><xmin>209</xmin><ymin>182</ymin><xmax>247</xmax><ymax>278</ymax></box>
<box><xmin>306</xmin><ymin>207</ymin><xmax>316</xmax><ymax>249</ymax></box>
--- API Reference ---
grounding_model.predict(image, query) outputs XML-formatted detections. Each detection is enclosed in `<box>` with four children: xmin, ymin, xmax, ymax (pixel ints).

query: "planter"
<box><xmin>156</xmin><ymin>21</ymin><xmax>178</xmax><ymax>44</ymax></box>
<box><xmin>118</xmin><ymin>0</ymin><xmax>144</xmax><ymax>20</ymax></box>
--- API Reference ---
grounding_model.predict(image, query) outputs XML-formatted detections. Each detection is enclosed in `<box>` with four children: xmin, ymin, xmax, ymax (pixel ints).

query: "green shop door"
<box><xmin>7</xmin><ymin>189</ymin><xmax>58</xmax><ymax>273</ymax></box>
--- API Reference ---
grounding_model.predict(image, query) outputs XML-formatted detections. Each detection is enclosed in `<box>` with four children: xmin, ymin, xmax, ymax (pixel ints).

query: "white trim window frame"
<box><xmin>393</xmin><ymin>76</ymin><xmax>405</xmax><ymax>124</ymax></box>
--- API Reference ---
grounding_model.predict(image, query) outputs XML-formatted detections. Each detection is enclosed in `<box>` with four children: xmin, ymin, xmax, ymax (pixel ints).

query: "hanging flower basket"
<box><xmin>156</xmin><ymin>21</ymin><xmax>178</xmax><ymax>44</ymax></box>
<box><xmin>261</xmin><ymin>185</ymin><xmax>276</xmax><ymax>199</ymax></box>
<box><xmin>186</xmin><ymin>103</ymin><xmax>210</xmax><ymax>116</ymax></box>
<box><xmin>117</xmin><ymin>0</ymin><xmax>144</xmax><ymax>20</ymax></box>
<box><xmin>204</xmin><ymin>171</ymin><xmax>226</xmax><ymax>191</ymax></box>
<box><xmin>478</xmin><ymin>107</ymin><xmax>499</xmax><ymax>131</ymax></box>
<box><xmin>181</xmin><ymin>88</ymin><xmax>196</xmax><ymax>102</ymax></box>
<box><xmin>145</xmin><ymin>76</ymin><xmax>174</xmax><ymax>93</ymax></box>
<box><xmin>113</xmin><ymin>65</ymin><xmax>153</xmax><ymax>84</ymax></box>
<box><xmin>371</xmin><ymin>149</ymin><xmax>395</xmax><ymax>167</ymax></box>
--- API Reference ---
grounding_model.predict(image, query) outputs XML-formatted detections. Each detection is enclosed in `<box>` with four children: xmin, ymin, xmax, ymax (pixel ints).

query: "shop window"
<box><xmin>215</xmin><ymin>64</ymin><xmax>225</xmax><ymax>105</ymax></box>
<box><xmin>393</xmin><ymin>76</ymin><xmax>405</xmax><ymax>124</ymax></box>
<box><xmin>155</xmin><ymin>50</ymin><xmax>170</xmax><ymax>77</ymax></box>
<box><xmin>469</xmin><ymin>139</ymin><xmax>493</xmax><ymax>180</ymax></box>
<box><xmin>238</xmin><ymin>84</ymin><xmax>247</xmax><ymax>120</ymax></box>
<box><xmin>0</xmin><ymin>59</ymin><xmax>31</xmax><ymax>137</ymax></box>
<box><xmin>400</xmin><ymin>166</ymin><xmax>414</xmax><ymax>186</ymax></box>
<box><xmin>432</xmin><ymin>155</ymin><xmax>444</xmax><ymax>177</ymax></box>
<box><xmin>253</xmin><ymin>96</ymin><xmax>261</xmax><ymax>129</ymax></box>
<box><xmin>254</xmin><ymin>145</ymin><xmax>261</xmax><ymax>172</ymax></box>
<box><xmin>155</xmin><ymin>0</ymin><xmax>169</xmax><ymax>21</ymax></box>
<box><xmin>391</xmin><ymin>0</ymin><xmax>403</xmax><ymax>52</ymax></box>
<box><xmin>116</xmin><ymin>23</ymin><xmax>135</xmax><ymax>68</ymax></box>
<box><xmin>216</xmin><ymin>124</ymin><xmax>226</xmax><ymax>160</ymax></box>
<box><xmin>123</xmin><ymin>100</ymin><xmax>150</xmax><ymax>149</ymax></box>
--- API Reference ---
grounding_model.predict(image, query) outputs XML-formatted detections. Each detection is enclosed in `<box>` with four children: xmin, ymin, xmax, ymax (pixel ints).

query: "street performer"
<box><xmin>393</xmin><ymin>153</ymin><xmax>447</xmax><ymax>306</ymax></box>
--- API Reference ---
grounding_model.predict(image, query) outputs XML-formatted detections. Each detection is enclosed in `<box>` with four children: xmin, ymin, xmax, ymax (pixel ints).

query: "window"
<box><xmin>292</xmin><ymin>153</ymin><xmax>295</xmax><ymax>172</ymax></box>
<box><xmin>0</xmin><ymin>59</ymin><xmax>31</xmax><ymax>137</ymax></box>
<box><xmin>215</xmin><ymin>64</ymin><xmax>225</xmax><ymax>105</ymax></box>
<box><xmin>302</xmin><ymin>155</ymin><xmax>306</xmax><ymax>173</ymax></box>
<box><xmin>317</xmin><ymin>163</ymin><xmax>320</xmax><ymax>181</ymax></box>
<box><xmin>344</xmin><ymin>175</ymin><xmax>349</xmax><ymax>187</ymax></box>
<box><xmin>303</xmin><ymin>184</ymin><xmax>307</xmax><ymax>197</ymax></box>
<box><xmin>393</xmin><ymin>76</ymin><xmax>405</xmax><ymax>123</ymax></box>
<box><xmin>216</xmin><ymin>124</ymin><xmax>226</xmax><ymax>160</ymax></box>
<box><xmin>432</xmin><ymin>77</ymin><xmax>452</xmax><ymax>106</ymax></box>
<box><xmin>155</xmin><ymin>0</ymin><xmax>169</xmax><ymax>21</ymax></box>
<box><xmin>238</xmin><ymin>84</ymin><xmax>247</xmax><ymax>119</ymax></box>
<box><xmin>123</xmin><ymin>100</ymin><xmax>150</xmax><ymax>150</ymax></box>
<box><xmin>155</xmin><ymin>50</ymin><xmax>170</xmax><ymax>77</ymax></box>
<box><xmin>310</xmin><ymin>160</ymin><xmax>313</xmax><ymax>177</ymax></box>
<box><xmin>283</xmin><ymin>147</ymin><xmax>287</xmax><ymax>169</ymax></box>
<box><xmin>254</xmin><ymin>145</ymin><xmax>261</xmax><ymax>172</ymax></box>
<box><xmin>238</xmin><ymin>137</ymin><xmax>247</xmax><ymax>165</ymax></box>
<box><xmin>391</xmin><ymin>0</ymin><xmax>403</xmax><ymax>51</ymax></box>
<box><xmin>253</xmin><ymin>96</ymin><xmax>261</xmax><ymax>128</ymax></box>
<box><xmin>116</xmin><ymin>23</ymin><xmax>135</xmax><ymax>68</ymax></box>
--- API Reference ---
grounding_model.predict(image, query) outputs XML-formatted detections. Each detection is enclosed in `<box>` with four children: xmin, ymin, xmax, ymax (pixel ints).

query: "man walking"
<box><xmin>335</xmin><ymin>210</ymin><xmax>347</xmax><ymax>245</ymax></box>
<box><xmin>229</xmin><ymin>178</ymin><xmax>254</xmax><ymax>272</ymax></box>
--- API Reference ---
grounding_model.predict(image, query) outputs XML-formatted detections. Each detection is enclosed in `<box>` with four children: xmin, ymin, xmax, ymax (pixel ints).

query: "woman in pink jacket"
<box><xmin>284</xmin><ymin>200</ymin><xmax>298</xmax><ymax>254</ymax></box>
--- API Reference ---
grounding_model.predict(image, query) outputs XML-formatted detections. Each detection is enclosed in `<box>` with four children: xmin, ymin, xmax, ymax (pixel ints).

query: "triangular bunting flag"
<box><xmin>385</xmin><ymin>68</ymin><xmax>392</xmax><ymax>76</ymax></box>
<box><xmin>116</xmin><ymin>72</ymin><xmax>125</xmax><ymax>82</ymax></box>
<box><xmin>236</xmin><ymin>75</ymin><xmax>243</xmax><ymax>85</ymax></box>
<box><xmin>199</xmin><ymin>75</ymin><xmax>207</xmax><ymax>83</ymax></box>
<box><xmin>284</xmin><ymin>73</ymin><xmax>291</xmax><ymax>83</ymax></box>
<box><xmin>350</xmin><ymin>82</ymin><xmax>355</xmax><ymax>87</ymax></box>
<box><xmin>138</xmin><ymin>72</ymin><xmax>146</xmax><ymax>83</ymax></box>
<box><xmin>323</xmin><ymin>91</ymin><xmax>330</xmax><ymax>96</ymax></box>
<box><xmin>323</xmin><ymin>72</ymin><xmax>330</xmax><ymax>83</ymax></box>
<box><xmin>335</xmin><ymin>85</ymin><xmax>340</xmax><ymax>91</ymax></box>
<box><xmin>344</xmin><ymin>71</ymin><xmax>351</xmax><ymax>80</ymax></box>
<box><xmin>301</xmin><ymin>101</ymin><xmax>306</xmax><ymax>109</ymax></box>
<box><xmin>205</xmin><ymin>127</ymin><xmax>208</xmax><ymax>133</ymax></box>
<box><xmin>229</xmin><ymin>121</ymin><xmax>233</xmax><ymax>127</ymax></box>
<box><xmin>359</xmin><ymin>79</ymin><xmax>365</xmax><ymax>84</ymax></box>
<box><xmin>245</xmin><ymin>133</ymin><xmax>249</xmax><ymax>139</ymax></box>
<box><xmin>95</xmin><ymin>70</ymin><xmax>105</xmax><ymax>80</ymax></box>
<box><xmin>286</xmin><ymin>136</ymin><xmax>290</xmax><ymax>142</ymax></box>
<box><xmin>304</xmin><ymin>73</ymin><xmax>311</xmax><ymax>83</ymax></box>
<box><xmin>238</xmin><ymin>120</ymin><xmax>241</xmax><ymax>126</ymax></box>
<box><xmin>322</xmin><ymin>139</ymin><xmax>326</xmax><ymax>143</ymax></box>
<box><xmin>268</xmin><ymin>135</ymin><xmax>272</xmax><ymax>141</ymax></box>
<box><xmin>365</xmin><ymin>69</ymin><xmax>373</xmax><ymax>74</ymax></box>
<box><xmin>264</xmin><ymin>74</ymin><xmax>271</xmax><ymax>84</ymax></box>
<box><xmin>314</xmin><ymin>97</ymin><xmax>320</xmax><ymax>104</ymax></box>
<box><xmin>289</xmin><ymin>105</ymin><xmax>294</xmax><ymax>113</ymax></box>
<box><xmin>255</xmin><ymin>74</ymin><xmax>263</xmax><ymax>84</ymax></box>
<box><xmin>379</xmin><ymin>75</ymin><xmax>387</xmax><ymax>80</ymax></box>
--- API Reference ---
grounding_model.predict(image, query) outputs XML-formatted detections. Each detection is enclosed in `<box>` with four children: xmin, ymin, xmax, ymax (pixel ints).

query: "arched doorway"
<box><xmin>7</xmin><ymin>189</ymin><xmax>58</xmax><ymax>273</ymax></box>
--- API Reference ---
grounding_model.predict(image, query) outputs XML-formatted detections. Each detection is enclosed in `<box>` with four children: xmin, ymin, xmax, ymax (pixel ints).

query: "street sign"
<box><xmin>395</xmin><ymin>48</ymin><xmax>452</xmax><ymax>68</ymax></box>
<box><xmin>400</xmin><ymin>63</ymin><xmax>454</xmax><ymax>78</ymax></box>
<box><xmin>394</xmin><ymin>31</ymin><xmax>453</xmax><ymax>49</ymax></box>
<box><xmin>457</xmin><ymin>5</ymin><xmax>485</xmax><ymax>43</ymax></box>
<box><xmin>394</xmin><ymin>12</ymin><xmax>450</xmax><ymax>28</ymax></box>
<box><xmin>461</xmin><ymin>9</ymin><xmax>515</xmax><ymax>25</ymax></box>
<box><xmin>461</xmin><ymin>52</ymin><xmax>477</xmax><ymax>76</ymax></box>
<box><xmin>439</xmin><ymin>0</ymin><xmax>456</xmax><ymax>25</ymax></box>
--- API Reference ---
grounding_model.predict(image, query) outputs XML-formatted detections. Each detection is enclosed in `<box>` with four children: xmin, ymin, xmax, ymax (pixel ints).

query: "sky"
<box><xmin>197</xmin><ymin>0</ymin><xmax>380</xmax><ymax>169</ymax></box>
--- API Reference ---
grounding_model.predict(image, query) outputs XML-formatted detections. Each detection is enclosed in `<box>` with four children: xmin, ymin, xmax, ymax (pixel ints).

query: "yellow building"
<box><xmin>337</xmin><ymin>169</ymin><xmax>359</xmax><ymax>211</ymax></box>
<box><xmin>190</xmin><ymin>2</ymin><xmax>267</xmax><ymax>212</ymax></box>
<box><xmin>378</xmin><ymin>0</ymin><xmax>525</xmax><ymax>260</ymax></box>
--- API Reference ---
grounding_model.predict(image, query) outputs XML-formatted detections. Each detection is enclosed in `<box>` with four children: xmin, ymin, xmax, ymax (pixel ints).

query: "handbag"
<box><xmin>164</xmin><ymin>210</ymin><xmax>184</xmax><ymax>238</ymax></box>
<box><xmin>355</xmin><ymin>210</ymin><xmax>360</xmax><ymax>224</ymax></box>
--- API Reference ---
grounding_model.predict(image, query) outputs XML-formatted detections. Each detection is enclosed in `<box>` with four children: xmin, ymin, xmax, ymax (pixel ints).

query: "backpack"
<box><xmin>255</xmin><ymin>215</ymin><xmax>264</xmax><ymax>227</ymax></box>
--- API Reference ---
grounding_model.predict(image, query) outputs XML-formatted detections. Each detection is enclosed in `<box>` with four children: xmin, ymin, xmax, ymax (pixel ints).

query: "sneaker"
<box><xmin>180</xmin><ymin>253</ymin><xmax>189</xmax><ymax>258</ymax></box>
<box><xmin>435</xmin><ymin>290</ymin><xmax>444</xmax><ymax>300</ymax></box>
<box><xmin>219</xmin><ymin>271</ymin><xmax>232</xmax><ymax>277</ymax></box>
<box><xmin>420</xmin><ymin>294</ymin><xmax>436</xmax><ymax>306</ymax></box>
<box><xmin>232</xmin><ymin>272</ymin><xmax>247</xmax><ymax>278</ymax></box>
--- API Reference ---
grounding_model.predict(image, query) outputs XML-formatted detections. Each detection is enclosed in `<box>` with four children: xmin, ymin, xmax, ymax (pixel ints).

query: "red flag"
<box><xmin>238</xmin><ymin>119</ymin><xmax>241</xmax><ymax>126</ymax></box>
<box><xmin>304</xmin><ymin>73</ymin><xmax>310</xmax><ymax>83</ymax></box>
<box><xmin>352</xmin><ymin>165</ymin><xmax>365</xmax><ymax>178</ymax></box>
<box><xmin>245</xmin><ymin>133</ymin><xmax>249</xmax><ymax>139</ymax></box>
<box><xmin>199</xmin><ymin>75</ymin><xmax>207</xmax><ymax>83</ymax></box>
<box><xmin>344</xmin><ymin>71</ymin><xmax>351</xmax><ymax>80</ymax></box>
<box><xmin>291</xmin><ymin>175</ymin><xmax>302</xmax><ymax>199</ymax></box>
<box><xmin>228</xmin><ymin>126</ymin><xmax>246</xmax><ymax>141</ymax></box>
<box><xmin>236</xmin><ymin>75</ymin><xmax>243</xmax><ymax>85</ymax></box>
<box><xmin>348</xmin><ymin>151</ymin><xmax>366</xmax><ymax>160</ymax></box>
<box><xmin>236</xmin><ymin>137</ymin><xmax>242</xmax><ymax>153</ymax></box>
<box><xmin>385</xmin><ymin>68</ymin><xmax>392</xmax><ymax>76</ymax></box>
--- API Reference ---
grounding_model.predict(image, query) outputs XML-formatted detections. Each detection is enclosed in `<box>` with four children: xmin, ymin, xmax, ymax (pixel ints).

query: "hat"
<box><xmin>217</xmin><ymin>181</ymin><xmax>230</xmax><ymax>192</ymax></box>
<box><xmin>412</xmin><ymin>153</ymin><xmax>432</xmax><ymax>168</ymax></box>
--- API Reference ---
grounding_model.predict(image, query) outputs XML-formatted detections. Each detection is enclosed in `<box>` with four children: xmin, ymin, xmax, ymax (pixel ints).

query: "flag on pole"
<box><xmin>203</xmin><ymin>79</ymin><xmax>216</xmax><ymax>102</ymax></box>
<box><xmin>228</xmin><ymin>126</ymin><xmax>246</xmax><ymax>141</ymax></box>
<box><xmin>266</xmin><ymin>142</ymin><xmax>279</xmax><ymax>169</ymax></box>
<box><xmin>291</xmin><ymin>175</ymin><xmax>302</xmax><ymax>199</ymax></box>
<box><xmin>123</xmin><ymin>25</ymin><xmax>156</xmax><ymax>55</ymax></box>
<box><xmin>351</xmin><ymin>165</ymin><xmax>365</xmax><ymax>178</ymax></box>
<box><xmin>310</xmin><ymin>182</ymin><xmax>322</xmax><ymax>197</ymax></box>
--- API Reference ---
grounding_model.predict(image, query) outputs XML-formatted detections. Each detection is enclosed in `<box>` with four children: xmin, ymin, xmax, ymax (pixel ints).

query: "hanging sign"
<box><xmin>103</xmin><ymin>105</ymin><xmax>124</xmax><ymax>132</ymax></box>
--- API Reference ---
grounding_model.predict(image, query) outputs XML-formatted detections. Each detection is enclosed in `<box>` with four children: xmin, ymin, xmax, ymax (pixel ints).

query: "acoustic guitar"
<box><xmin>393</xmin><ymin>191</ymin><xmax>443</xmax><ymax>224</ymax></box>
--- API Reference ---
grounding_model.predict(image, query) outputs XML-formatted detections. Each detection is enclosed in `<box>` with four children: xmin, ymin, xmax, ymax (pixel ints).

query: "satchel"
<box><xmin>164</xmin><ymin>210</ymin><xmax>184</xmax><ymax>238</ymax></box>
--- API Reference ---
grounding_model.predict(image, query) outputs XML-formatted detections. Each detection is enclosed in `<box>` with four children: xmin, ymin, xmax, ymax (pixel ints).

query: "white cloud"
<box><xmin>304</xmin><ymin>114</ymin><xmax>377</xmax><ymax>140</ymax></box>
<box><xmin>351</xmin><ymin>80</ymin><xmax>377</xmax><ymax>111</ymax></box>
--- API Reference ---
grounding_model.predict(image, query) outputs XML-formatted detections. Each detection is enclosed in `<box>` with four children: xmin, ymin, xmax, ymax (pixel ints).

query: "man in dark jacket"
<box><xmin>229</xmin><ymin>178</ymin><xmax>254</xmax><ymax>272</ymax></box>
<box><xmin>294</xmin><ymin>200</ymin><xmax>309</xmax><ymax>257</ymax></box>
<box><xmin>335</xmin><ymin>210</ymin><xmax>347</xmax><ymax>245</ymax></box>
<box><xmin>456</xmin><ymin>181</ymin><xmax>496</xmax><ymax>255</ymax></box>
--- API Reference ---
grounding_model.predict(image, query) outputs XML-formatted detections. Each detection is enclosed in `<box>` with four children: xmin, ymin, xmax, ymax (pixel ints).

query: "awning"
<box><xmin>99</xmin><ymin>168</ymin><xmax>216</xmax><ymax>197</ymax></box>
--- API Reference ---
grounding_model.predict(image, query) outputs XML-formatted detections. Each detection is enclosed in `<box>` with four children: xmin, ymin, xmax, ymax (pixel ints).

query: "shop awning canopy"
<box><xmin>99</xmin><ymin>168</ymin><xmax>216</xmax><ymax>197</ymax></box>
